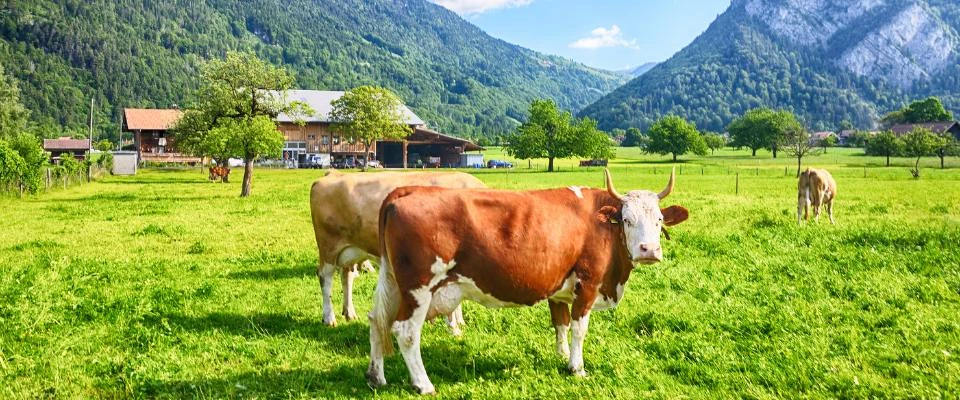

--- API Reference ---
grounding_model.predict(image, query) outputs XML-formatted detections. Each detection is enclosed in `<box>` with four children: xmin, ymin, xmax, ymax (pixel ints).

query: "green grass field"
<box><xmin>2</xmin><ymin>148</ymin><xmax>959</xmax><ymax>398</ymax></box>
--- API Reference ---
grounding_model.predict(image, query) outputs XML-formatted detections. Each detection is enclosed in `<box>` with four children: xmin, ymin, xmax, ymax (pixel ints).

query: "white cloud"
<box><xmin>568</xmin><ymin>25</ymin><xmax>639</xmax><ymax>50</ymax></box>
<box><xmin>430</xmin><ymin>0</ymin><xmax>533</xmax><ymax>15</ymax></box>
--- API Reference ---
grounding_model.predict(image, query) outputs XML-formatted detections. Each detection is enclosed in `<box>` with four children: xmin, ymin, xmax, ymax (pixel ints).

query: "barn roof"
<box><xmin>274</xmin><ymin>90</ymin><xmax>425</xmax><ymax>126</ymax></box>
<box><xmin>123</xmin><ymin>108</ymin><xmax>184</xmax><ymax>131</ymax></box>
<box><xmin>408</xmin><ymin>127</ymin><xmax>483</xmax><ymax>151</ymax></box>
<box><xmin>890</xmin><ymin>122</ymin><xmax>960</xmax><ymax>136</ymax></box>
<box><xmin>43</xmin><ymin>138</ymin><xmax>90</xmax><ymax>151</ymax></box>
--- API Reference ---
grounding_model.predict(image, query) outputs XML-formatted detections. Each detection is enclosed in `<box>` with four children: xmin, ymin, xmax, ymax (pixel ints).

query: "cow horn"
<box><xmin>658</xmin><ymin>167</ymin><xmax>675</xmax><ymax>200</ymax></box>
<box><xmin>604</xmin><ymin>168</ymin><xmax>623</xmax><ymax>201</ymax></box>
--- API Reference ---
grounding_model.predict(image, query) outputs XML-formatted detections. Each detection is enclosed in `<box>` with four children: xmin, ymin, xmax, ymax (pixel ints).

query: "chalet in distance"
<box><xmin>276</xmin><ymin>90</ymin><xmax>482</xmax><ymax>168</ymax></box>
<box><xmin>890</xmin><ymin>121</ymin><xmax>960</xmax><ymax>140</ymax></box>
<box><xmin>43</xmin><ymin>137</ymin><xmax>90</xmax><ymax>163</ymax></box>
<box><xmin>122</xmin><ymin>108</ymin><xmax>200</xmax><ymax>164</ymax></box>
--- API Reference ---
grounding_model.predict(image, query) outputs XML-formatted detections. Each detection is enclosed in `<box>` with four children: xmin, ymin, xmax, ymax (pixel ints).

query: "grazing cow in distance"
<box><xmin>367</xmin><ymin>169</ymin><xmax>689</xmax><ymax>394</ymax></box>
<box><xmin>208</xmin><ymin>166</ymin><xmax>229</xmax><ymax>182</ymax></box>
<box><xmin>310</xmin><ymin>170</ymin><xmax>486</xmax><ymax>329</ymax></box>
<box><xmin>798</xmin><ymin>167</ymin><xmax>837</xmax><ymax>224</ymax></box>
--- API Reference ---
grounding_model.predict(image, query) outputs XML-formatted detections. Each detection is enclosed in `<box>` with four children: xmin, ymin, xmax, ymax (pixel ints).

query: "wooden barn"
<box><xmin>890</xmin><ymin>121</ymin><xmax>960</xmax><ymax>140</ymax></box>
<box><xmin>376</xmin><ymin>127</ymin><xmax>483</xmax><ymax>168</ymax></box>
<box><xmin>276</xmin><ymin>90</ymin><xmax>480</xmax><ymax>168</ymax></box>
<box><xmin>122</xmin><ymin>108</ymin><xmax>200</xmax><ymax>164</ymax></box>
<box><xmin>43</xmin><ymin>137</ymin><xmax>90</xmax><ymax>164</ymax></box>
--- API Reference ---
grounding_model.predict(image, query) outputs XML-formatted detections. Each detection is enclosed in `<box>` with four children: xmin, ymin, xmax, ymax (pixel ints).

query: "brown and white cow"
<box><xmin>366</xmin><ymin>169</ymin><xmax>689</xmax><ymax>394</ymax></box>
<box><xmin>310</xmin><ymin>169</ymin><xmax>486</xmax><ymax>328</ymax></box>
<box><xmin>797</xmin><ymin>167</ymin><xmax>837</xmax><ymax>224</ymax></box>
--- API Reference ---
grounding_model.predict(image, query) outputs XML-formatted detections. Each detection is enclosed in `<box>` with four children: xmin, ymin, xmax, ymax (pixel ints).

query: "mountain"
<box><xmin>619</xmin><ymin>62</ymin><xmax>658</xmax><ymax>78</ymax></box>
<box><xmin>0</xmin><ymin>0</ymin><xmax>626</xmax><ymax>140</ymax></box>
<box><xmin>581</xmin><ymin>0</ymin><xmax>960</xmax><ymax>132</ymax></box>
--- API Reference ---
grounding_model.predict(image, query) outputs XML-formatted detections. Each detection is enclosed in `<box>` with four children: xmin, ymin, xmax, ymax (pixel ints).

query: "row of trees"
<box><xmin>0</xmin><ymin>62</ymin><xmax>51</xmax><ymax>196</ymax></box>
<box><xmin>504</xmin><ymin>99</ymin><xmax>613</xmax><ymax>172</ymax></box>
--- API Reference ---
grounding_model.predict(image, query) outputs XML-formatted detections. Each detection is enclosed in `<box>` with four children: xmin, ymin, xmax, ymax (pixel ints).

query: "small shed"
<box><xmin>459</xmin><ymin>153</ymin><xmax>484</xmax><ymax>168</ymax></box>
<box><xmin>43</xmin><ymin>137</ymin><xmax>90</xmax><ymax>163</ymax></box>
<box><xmin>377</xmin><ymin>128</ymin><xmax>483</xmax><ymax>168</ymax></box>
<box><xmin>112</xmin><ymin>151</ymin><xmax>138</xmax><ymax>175</ymax></box>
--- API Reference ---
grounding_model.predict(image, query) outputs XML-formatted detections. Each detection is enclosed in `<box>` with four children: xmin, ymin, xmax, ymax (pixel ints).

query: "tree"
<box><xmin>820</xmin><ymin>135</ymin><xmax>838</xmax><ymax>153</ymax></box>
<box><xmin>506</xmin><ymin>99</ymin><xmax>611</xmax><ymax>172</ymax></box>
<box><xmin>646</xmin><ymin>115</ymin><xmax>708</xmax><ymax>162</ymax></box>
<box><xmin>622</xmin><ymin>127</ymin><xmax>642</xmax><ymax>147</ymax></box>
<box><xmin>703</xmin><ymin>132</ymin><xmax>727</xmax><ymax>155</ymax></box>
<box><xmin>329</xmin><ymin>86</ymin><xmax>412</xmax><ymax>171</ymax></box>
<box><xmin>865</xmin><ymin>131</ymin><xmax>904</xmax><ymax>167</ymax></box>
<box><xmin>727</xmin><ymin>108</ymin><xmax>800</xmax><ymax>157</ymax></box>
<box><xmin>902</xmin><ymin>127</ymin><xmax>947</xmax><ymax>178</ymax></box>
<box><xmin>610</xmin><ymin>128</ymin><xmax>626</xmax><ymax>146</ymax></box>
<box><xmin>780</xmin><ymin>126</ymin><xmax>820</xmax><ymax>177</ymax></box>
<box><xmin>935</xmin><ymin>135</ymin><xmax>959</xmax><ymax>170</ymax></box>
<box><xmin>174</xmin><ymin>52</ymin><xmax>307</xmax><ymax>197</ymax></box>
<box><xmin>847</xmin><ymin>131</ymin><xmax>870</xmax><ymax>148</ymax></box>
<box><xmin>882</xmin><ymin>97</ymin><xmax>954</xmax><ymax>125</ymax></box>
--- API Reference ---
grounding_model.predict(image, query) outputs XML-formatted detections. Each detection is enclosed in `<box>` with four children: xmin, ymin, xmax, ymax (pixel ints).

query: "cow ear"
<box><xmin>661</xmin><ymin>205</ymin><xmax>689</xmax><ymax>226</ymax></box>
<box><xmin>596</xmin><ymin>205</ymin><xmax>621</xmax><ymax>224</ymax></box>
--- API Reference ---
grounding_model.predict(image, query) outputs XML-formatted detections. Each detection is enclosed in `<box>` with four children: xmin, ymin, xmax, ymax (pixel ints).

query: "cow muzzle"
<box><xmin>633</xmin><ymin>243</ymin><xmax>663</xmax><ymax>264</ymax></box>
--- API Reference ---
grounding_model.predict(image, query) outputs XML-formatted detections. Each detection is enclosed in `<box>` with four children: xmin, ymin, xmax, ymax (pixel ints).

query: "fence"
<box><xmin>42</xmin><ymin>165</ymin><xmax>109</xmax><ymax>192</ymax></box>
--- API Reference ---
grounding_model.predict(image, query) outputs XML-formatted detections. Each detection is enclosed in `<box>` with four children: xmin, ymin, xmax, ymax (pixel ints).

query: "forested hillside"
<box><xmin>581</xmin><ymin>0</ymin><xmax>960</xmax><ymax>132</ymax></box>
<box><xmin>0</xmin><ymin>0</ymin><xmax>625</xmax><ymax>140</ymax></box>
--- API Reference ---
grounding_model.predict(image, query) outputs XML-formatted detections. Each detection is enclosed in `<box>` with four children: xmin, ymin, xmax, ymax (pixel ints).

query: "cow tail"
<box><xmin>371</xmin><ymin>201</ymin><xmax>400</xmax><ymax>356</ymax></box>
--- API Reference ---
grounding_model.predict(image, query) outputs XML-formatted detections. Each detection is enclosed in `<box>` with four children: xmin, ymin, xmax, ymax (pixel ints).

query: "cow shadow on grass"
<box><xmin>143</xmin><ymin>311</ymin><xmax>518</xmax><ymax>394</ymax></box>
<box><xmin>225</xmin><ymin>264</ymin><xmax>317</xmax><ymax>280</ymax></box>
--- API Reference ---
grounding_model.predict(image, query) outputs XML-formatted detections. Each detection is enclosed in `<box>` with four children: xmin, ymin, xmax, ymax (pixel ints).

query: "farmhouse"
<box><xmin>122</xmin><ymin>108</ymin><xmax>200</xmax><ymax>164</ymax></box>
<box><xmin>276</xmin><ymin>90</ymin><xmax>481</xmax><ymax>168</ymax></box>
<box><xmin>890</xmin><ymin>121</ymin><xmax>960</xmax><ymax>140</ymax></box>
<box><xmin>809</xmin><ymin>131</ymin><xmax>838</xmax><ymax>146</ymax></box>
<box><xmin>43</xmin><ymin>137</ymin><xmax>90</xmax><ymax>163</ymax></box>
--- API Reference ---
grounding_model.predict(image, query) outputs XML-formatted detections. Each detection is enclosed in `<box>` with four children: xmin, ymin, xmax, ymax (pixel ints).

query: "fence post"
<box><xmin>45</xmin><ymin>168</ymin><xmax>51</xmax><ymax>191</ymax></box>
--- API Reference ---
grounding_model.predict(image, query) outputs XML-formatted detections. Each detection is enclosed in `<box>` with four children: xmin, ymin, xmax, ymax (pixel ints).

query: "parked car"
<box><xmin>302</xmin><ymin>154</ymin><xmax>330</xmax><ymax>169</ymax></box>
<box><xmin>366</xmin><ymin>160</ymin><xmax>383</xmax><ymax>169</ymax></box>
<box><xmin>487</xmin><ymin>159</ymin><xmax>513</xmax><ymax>169</ymax></box>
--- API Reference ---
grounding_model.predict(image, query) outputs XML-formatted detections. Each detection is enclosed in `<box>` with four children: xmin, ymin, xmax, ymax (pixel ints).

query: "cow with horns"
<box><xmin>366</xmin><ymin>168</ymin><xmax>689</xmax><ymax>394</ymax></box>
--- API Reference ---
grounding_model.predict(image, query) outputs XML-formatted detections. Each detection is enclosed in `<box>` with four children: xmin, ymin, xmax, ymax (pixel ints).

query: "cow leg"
<box><xmin>568</xmin><ymin>282</ymin><xmax>598</xmax><ymax>376</ymax></box>
<box><xmin>317</xmin><ymin>263</ymin><xmax>338</xmax><ymax>326</ymax></box>
<box><xmin>549</xmin><ymin>300</ymin><xmax>571</xmax><ymax>360</ymax></box>
<box><xmin>444</xmin><ymin>304</ymin><xmax>465</xmax><ymax>337</ymax></box>
<box><xmin>827</xmin><ymin>200</ymin><xmax>835</xmax><ymax>225</ymax></box>
<box><xmin>813</xmin><ymin>203</ymin><xmax>822</xmax><ymax>223</ymax></box>
<box><xmin>341</xmin><ymin>264</ymin><xmax>359</xmax><ymax>321</ymax></box>
<box><xmin>392</xmin><ymin>290</ymin><xmax>435</xmax><ymax>394</ymax></box>
<box><xmin>367</xmin><ymin>256</ymin><xmax>400</xmax><ymax>389</ymax></box>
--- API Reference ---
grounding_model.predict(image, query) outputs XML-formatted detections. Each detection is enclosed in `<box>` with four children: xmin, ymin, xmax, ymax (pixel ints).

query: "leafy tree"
<box><xmin>610</xmin><ymin>128</ymin><xmax>626</xmax><ymax>145</ymax></box>
<box><xmin>175</xmin><ymin>52</ymin><xmax>306</xmax><ymax>197</ymax></box>
<box><xmin>820</xmin><ymin>135</ymin><xmax>838</xmax><ymax>153</ymax></box>
<box><xmin>646</xmin><ymin>115</ymin><xmax>708</xmax><ymax>162</ymax></box>
<box><xmin>902</xmin><ymin>127</ymin><xmax>947</xmax><ymax>178</ymax></box>
<box><xmin>622</xmin><ymin>127</ymin><xmax>642</xmax><ymax>147</ymax></box>
<box><xmin>780</xmin><ymin>126</ymin><xmax>820</xmax><ymax>177</ymax></box>
<box><xmin>727</xmin><ymin>108</ymin><xmax>800</xmax><ymax>158</ymax></box>
<box><xmin>882</xmin><ymin>97</ymin><xmax>955</xmax><ymax>125</ymax></box>
<box><xmin>846</xmin><ymin>131</ymin><xmax>871</xmax><ymax>148</ymax></box>
<box><xmin>330</xmin><ymin>86</ymin><xmax>412</xmax><ymax>172</ymax></box>
<box><xmin>865</xmin><ymin>131</ymin><xmax>904</xmax><ymax>167</ymax></box>
<box><xmin>839</xmin><ymin>120</ymin><xmax>855</xmax><ymax>131</ymax></box>
<box><xmin>703</xmin><ymin>132</ymin><xmax>727</xmax><ymax>154</ymax></box>
<box><xmin>935</xmin><ymin>135</ymin><xmax>959</xmax><ymax>169</ymax></box>
<box><xmin>506</xmin><ymin>99</ymin><xmax>611</xmax><ymax>172</ymax></box>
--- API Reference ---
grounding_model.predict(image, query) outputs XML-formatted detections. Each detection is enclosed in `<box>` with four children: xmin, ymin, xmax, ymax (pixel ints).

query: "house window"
<box><xmin>321</xmin><ymin>136</ymin><xmax>330</xmax><ymax>145</ymax></box>
<box><xmin>308</xmin><ymin>134</ymin><xmax>316</xmax><ymax>140</ymax></box>
<box><xmin>333</xmin><ymin>135</ymin><xmax>340</xmax><ymax>145</ymax></box>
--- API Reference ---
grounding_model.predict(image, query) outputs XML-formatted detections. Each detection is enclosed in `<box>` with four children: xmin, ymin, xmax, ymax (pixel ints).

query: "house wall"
<box><xmin>276</xmin><ymin>122</ymin><xmax>375</xmax><ymax>154</ymax></box>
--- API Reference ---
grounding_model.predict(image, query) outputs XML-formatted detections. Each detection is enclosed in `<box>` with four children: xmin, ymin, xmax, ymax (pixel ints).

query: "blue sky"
<box><xmin>430</xmin><ymin>0</ymin><xmax>732</xmax><ymax>71</ymax></box>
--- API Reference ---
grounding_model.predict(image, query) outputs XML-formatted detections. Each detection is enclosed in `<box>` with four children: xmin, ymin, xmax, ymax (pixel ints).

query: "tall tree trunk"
<box><xmin>913</xmin><ymin>157</ymin><xmax>921</xmax><ymax>179</ymax></box>
<box><xmin>241</xmin><ymin>158</ymin><xmax>254</xmax><ymax>197</ymax></box>
<box><xmin>772</xmin><ymin>146</ymin><xmax>778</xmax><ymax>159</ymax></box>
<box><xmin>547</xmin><ymin>157</ymin><xmax>554</xmax><ymax>172</ymax></box>
<box><xmin>752</xmin><ymin>148</ymin><xmax>757</xmax><ymax>157</ymax></box>
<box><xmin>886</xmin><ymin>154</ymin><xmax>890</xmax><ymax>167</ymax></box>
<box><xmin>362</xmin><ymin>142</ymin><xmax>372</xmax><ymax>172</ymax></box>
<box><xmin>796</xmin><ymin>157</ymin><xmax>801</xmax><ymax>178</ymax></box>
<box><xmin>940</xmin><ymin>151</ymin><xmax>945</xmax><ymax>169</ymax></box>
<box><xmin>673</xmin><ymin>153</ymin><xmax>678</xmax><ymax>162</ymax></box>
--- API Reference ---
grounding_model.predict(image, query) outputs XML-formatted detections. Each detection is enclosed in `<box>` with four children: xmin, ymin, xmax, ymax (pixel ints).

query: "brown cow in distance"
<box><xmin>208</xmin><ymin>166</ymin><xmax>230</xmax><ymax>183</ymax></box>
<box><xmin>366</xmin><ymin>169</ymin><xmax>689</xmax><ymax>394</ymax></box>
<box><xmin>798</xmin><ymin>167</ymin><xmax>837</xmax><ymax>224</ymax></box>
<box><xmin>310</xmin><ymin>169</ymin><xmax>486</xmax><ymax>329</ymax></box>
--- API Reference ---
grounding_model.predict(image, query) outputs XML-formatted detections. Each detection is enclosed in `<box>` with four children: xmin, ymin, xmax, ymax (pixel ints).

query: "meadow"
<box><xmin>1</xmin><ymin>147</ymin><xmax>959</xmax><ymax>399</ymax></box>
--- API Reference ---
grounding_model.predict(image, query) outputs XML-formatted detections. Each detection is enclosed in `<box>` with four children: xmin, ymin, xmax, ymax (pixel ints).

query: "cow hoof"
<box><xmin>365</xmin><ymin>371</ymin><xmax>387</xmax><ymax>389</ymax></box>
<box><xmin>413</xmin><ymin>383</ymin><xmax>436</xmax><ymax>395</ymax></box>
<box><xmin>568</xmin><ymin>367</ymin><xmax>587</xmax><ymax>377</ymax></box>
<box><xmin>323</xmin><ymin>316</ymin><xmax>337</xmax><ymax>327</ymax></box>
<box><xmin>343</xmin><ymin>311</ymin><xmax>358</xmax><ymax>321</ymax></box>
<box><xmin>449</xmin><ymin>326</ymin><xmax>463</xmax><ymax>337</ymax></box>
